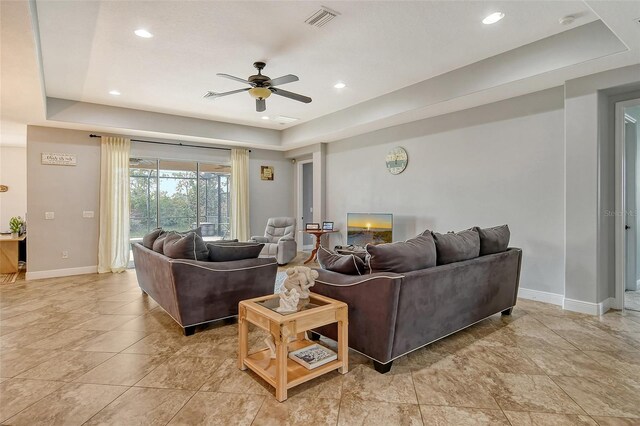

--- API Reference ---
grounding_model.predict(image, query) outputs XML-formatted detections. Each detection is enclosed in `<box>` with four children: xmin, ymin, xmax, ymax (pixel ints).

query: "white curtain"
<box><xmin>98</xmin><ymin>137</ymin><xmax>131</xmax><ymax>273</ymax></box>
<box><xmin>231</xmin><ymin>148</ymin><xmax>250</xmax><ymax>241</ymax></box>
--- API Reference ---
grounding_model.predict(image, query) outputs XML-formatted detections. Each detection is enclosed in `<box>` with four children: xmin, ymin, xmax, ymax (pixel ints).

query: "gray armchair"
<box><xmin>250</xmin><ymin>217</ymin><xmax>297</xmax><ymax>265</ymax></box>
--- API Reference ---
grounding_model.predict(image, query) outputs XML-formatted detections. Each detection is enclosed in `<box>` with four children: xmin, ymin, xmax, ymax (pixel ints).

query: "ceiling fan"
<box><xmin>203</xmin><ymin>62</ymin><xmax>312</xmax><ymax>113</ymax></box>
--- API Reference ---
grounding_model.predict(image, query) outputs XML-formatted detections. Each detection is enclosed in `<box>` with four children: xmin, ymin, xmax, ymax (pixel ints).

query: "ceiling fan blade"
<box><xmin>256</xmin><ymin>98</ymin><xmax>266</xmax><ymax>112</ymax></box>
<box><xmin>203</xmin><ymin>88</ymin><xmax>250</xmax><ymax>99</ymax></box>
<box><xmin>216</xmin><ymin>73</ymin><xmax>254</xmax><ymax>86</ymax></box>
<box><xmin>270</xmin><ymin>88</ymin><xmax>312</xmax><ymax>103</ymax></box>
<box><xmin>268</xmin><ymin>74</ymin><xmax>299</xmax><ymax>87</ymax></box>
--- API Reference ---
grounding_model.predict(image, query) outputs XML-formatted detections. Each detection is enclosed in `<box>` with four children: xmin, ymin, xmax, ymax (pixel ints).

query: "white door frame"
<box><xmin>614</xmin><ymin>98</ymin><xmax>640</xmax><ymax>311</ymax></box>
<box><xmin>296</xmin><ymin>159</ymin><xmax>313</xmax><ymax>250</ymax></box>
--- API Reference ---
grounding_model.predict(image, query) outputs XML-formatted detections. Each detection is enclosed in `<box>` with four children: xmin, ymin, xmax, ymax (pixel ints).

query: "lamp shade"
<box><xmin>249</xmin><ymin>87</ymin><xmax>272</xmax><ymax>99</ymax></box>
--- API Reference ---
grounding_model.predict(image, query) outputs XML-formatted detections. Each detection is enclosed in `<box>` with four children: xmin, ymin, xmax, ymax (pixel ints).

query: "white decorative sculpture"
<box><xmin>276</xmin><ymin>287</ymin><xmax>300</xmax><ymax>313</ymax></box>
<box><xmin>283</xmin><ymin>266</ymin><xmax>319</xmax><ymax>299</ymax></box>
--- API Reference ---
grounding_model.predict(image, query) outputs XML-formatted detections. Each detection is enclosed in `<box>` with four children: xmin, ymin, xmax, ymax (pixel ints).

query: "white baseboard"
<box><xmin>26</xmin><ymin>265</ymin><xmax>98</xmax><ymax>280</ymax></box>
<box><xmin>518</xmin><ymin>288</ymin><xmax>564</xmax><ymax>306</ymax></box>
<box><xmin>563</xmin><ymin>297</ymin><xmax>614</xmax><ymax>315</ymax></box>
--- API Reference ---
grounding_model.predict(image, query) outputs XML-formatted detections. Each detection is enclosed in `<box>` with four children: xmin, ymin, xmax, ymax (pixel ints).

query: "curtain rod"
<box><xmin>89</xmin><ymin>134</ymin><xmax>250</xmax><ymax>152</ymax></box>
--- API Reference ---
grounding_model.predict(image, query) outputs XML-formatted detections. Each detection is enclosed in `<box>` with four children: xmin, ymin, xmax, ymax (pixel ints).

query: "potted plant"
<box><xmin>9</xmin><ymin>216</ymin><xmax>23</xmax><ymax>238</ymax></box>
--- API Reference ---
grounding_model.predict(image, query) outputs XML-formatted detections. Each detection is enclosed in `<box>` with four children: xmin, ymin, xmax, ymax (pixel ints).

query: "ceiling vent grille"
<box><xmin>305</xmin><ymin>6</ymin><xmax>340</xmax><ymax>28</ymax></box>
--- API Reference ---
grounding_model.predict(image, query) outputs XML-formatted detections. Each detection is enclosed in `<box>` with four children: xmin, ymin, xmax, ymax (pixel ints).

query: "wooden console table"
<box><xmin>302</xmin><ymin>230</ymin><xmax>338</xmax><ymax>264</ymax></box>
<box><xmin>238</xmin><ymin>292</ymin><xmax>348</xmax><ymax>402</ymax></box>
<box><xmin>0</xmin><ymin>234</ymin><xmax>26</xmax><ymax>274</ymax></box>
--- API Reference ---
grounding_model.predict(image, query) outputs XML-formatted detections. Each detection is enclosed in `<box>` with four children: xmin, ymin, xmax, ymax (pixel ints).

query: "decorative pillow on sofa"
<box><xmin>317</xmin><ymin>246</ymin><xmax>366</xmax><ymax>275</ymax></box>
<box><xmin>366</xmin><ymin>232</ymin><xmax>436</xmax><ymax>273</ymax></box>
<box><xmin>207</xmin><ymin>242</ymin><xmax>264</xmax><ymax>262</ymax></box>
<box><xmin>150</xmin><ymin>227</ymin><xmax>204</xmax><ymax>254</ymax></box>
<box><xmin>473</xmin><ymin>225</ymin><xmax>510</xmax><ymax>255</ymax></box>
<box><xmin>432</xmin><ymin>229</ymin><xmax>480</xmax><ymax>265</ymax></box>
<box><xmin>152</xmin><ymin>231</ymin><xmax>169</xmax><ymax>253</ymax></box>
<box><xmin>142</xmin><ymin>228</ymin><xmax>163</xmax><ymax>249</ymax></box>
<box><xmin>162</xmin><ymin>232</ymin><xmax>209</xmax><ymax>261</ymax></box>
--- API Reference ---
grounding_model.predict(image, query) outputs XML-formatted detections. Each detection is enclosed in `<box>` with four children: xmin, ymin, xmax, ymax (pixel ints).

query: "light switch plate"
<box><xmin>83</xmin><ymin>211</ymin><xmax>94</xmax><ymax>218</ymax></box>
<box><xmin>45</xmin><ymin>212</ymin><xmax>54</xmax><ymax>220</ymax></box>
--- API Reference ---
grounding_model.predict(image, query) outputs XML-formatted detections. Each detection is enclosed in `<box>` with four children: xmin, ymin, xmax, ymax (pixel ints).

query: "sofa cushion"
<box><xmin>149</xmin><ymin>227</ymin><xmax>204</xmax><ymax>254</ymax></box>
<box><xmin>366</xmin><ymin>232</ymin><xmax>436</xmax><ymax>273</ymax></box>
<box><xmin>163</xmin><ymin>232</ymin><xmax>209</xmax><ymax>261</ymax></box>
<box><xmin>207</xmin><ymin>242</ymin><xmax>264</xmax><ymax>262</ymax></box>
<box><xmin>142</xmin><ymin>228</ymin><xmax>163</xmax><ymax>249</ymax></box>
<box><xmin>474</xmin><ymin>225</ymin><xmax>510</xmax><ymax>255</ymax></box>
<box><xmin>152</xmin><ymin>231</ymin><xmax>169</xmax><ymax>253</ymax></box>
<box><xmin>317</xmin><ymin>246</ymin><xmax>366</xmax><ymax>275</ymax></box>
<box><xmin>207</xmin><ymin>239</ymin><xmax>239</xmax><ymax>244</ymax></box>
<box><xmin>432</xmin><ymin>229</ymin><xmax>480</xmax><ymax>265</ymax></box>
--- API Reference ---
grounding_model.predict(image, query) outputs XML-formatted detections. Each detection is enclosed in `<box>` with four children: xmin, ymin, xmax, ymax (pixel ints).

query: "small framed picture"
<box><xmin>322</xmin><ymin>221</ymin><xmax>334</xmax><ymax>231</ymax></box>
<box><xmin>260</xmin><ymin>166</ymin><xmax>274</xmax><ymax>181</ymax></box>
<box><xmin>305</xmin><ymin>223</ymin><xmax>320</xmax><ymax>231</ymax></box>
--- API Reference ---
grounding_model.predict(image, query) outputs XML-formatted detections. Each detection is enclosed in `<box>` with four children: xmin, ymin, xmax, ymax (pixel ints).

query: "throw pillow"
<box><xmin>207</xmin><ymin>242</ymin><xmax>264</xmax><ymax>262</ymax></box>
<box><xmin>149</xmin><ymin>227</ymin><xmax>203</xmax><ymax>253</ymax></box>
<box><xmin>152</xmin><ymin>231</ymin><xmax>169</xmax><ymax>253</ymax></box>
<box><xmin>142</xmin><ymin>228</ymin><xmax>163</xmax><ymax>249</ymax></box>
<box><xmin>474</xmin><ymin>225</ymin><xmax>510</xmax><ymax>255</ymax></box>
<box><xmin>366</xmin><ymin>232</ymin><xmax>436</xmax><ymax>273</ymax></box>
<box><xmin>163</xmin><ymin>232</ymin><xmax>209</xmax><ymax>261</ymax></box>
<box><xmin>432</xmin><ymin>229</ymin><xmax>480</xmax><ymax>265</ymax></box>
<box><xmin>317</xmin><ymin>246</ymin><xmax>366</xmax><ymax>275</ymax></box>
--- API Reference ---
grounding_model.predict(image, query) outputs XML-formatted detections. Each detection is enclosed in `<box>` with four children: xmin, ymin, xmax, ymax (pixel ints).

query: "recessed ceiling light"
<box><xmin>333</xmin><ymin>82</ymin><xmax>346</xmax><ymax>89</ymax></box>
<box><xmin>482</xmin><ymin>12</ymin><xmax>505</xmax><ymax>25</ymax></box>
<box><xmin>134</xmin><ymin>29</ymin><xmax>153</xmax><ymax>38</ymax></box>
<box><xmin>109</xmin><ymin>90</ymin><xmax>121</xmax><ymax>96</ymax></box>
<box><xmin>261</xmin><ymin>116</ymin><xmax>270</xmax><ymax>120</ymax></box>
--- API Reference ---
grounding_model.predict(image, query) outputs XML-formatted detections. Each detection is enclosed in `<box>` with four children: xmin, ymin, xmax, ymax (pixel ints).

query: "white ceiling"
<box><xmin>3</xmin><ymin>1</ymin><xmax>639</xmax><ymax>149</ymax></box>
<box><xmin>36</xmin><ymin>1</ymin><xmax>598</xmax><ymax>129</ymax></box>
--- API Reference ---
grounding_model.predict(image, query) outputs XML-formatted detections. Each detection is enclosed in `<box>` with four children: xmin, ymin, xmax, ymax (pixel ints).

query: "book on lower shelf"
<box><xmin>288</xmin><ymin>344</ymin><xmax>337</xmax><ymax>370</ymax></box>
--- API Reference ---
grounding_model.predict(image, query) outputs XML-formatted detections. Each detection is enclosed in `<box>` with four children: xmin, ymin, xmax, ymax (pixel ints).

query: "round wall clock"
<box><xmin>385</xmin><ymin>147</ymin><xmax>408</xmax><ymax>175</ymax></box>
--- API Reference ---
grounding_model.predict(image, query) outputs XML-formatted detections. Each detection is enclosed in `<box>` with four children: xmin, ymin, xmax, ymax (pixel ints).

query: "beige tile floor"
<box><xmin>2</xmin><ymin>271</ymin><xmax>640</xmax><ymax>425</ymax></box>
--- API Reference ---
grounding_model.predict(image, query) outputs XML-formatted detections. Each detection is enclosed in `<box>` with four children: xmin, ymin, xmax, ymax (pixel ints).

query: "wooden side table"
<box><xmin>238</xmin><ymin>292</ymin><xmax>348</xmax><ymax>402</ymax></box>
<box><xmin>0</xmin><ymin>234</ymin><xmax>26</xmax><ymax>274</ymax></box>
<box><xmin>302</xmin><ymin>230</ymin><xmax>338</xmax><ymax>264</ymax></box>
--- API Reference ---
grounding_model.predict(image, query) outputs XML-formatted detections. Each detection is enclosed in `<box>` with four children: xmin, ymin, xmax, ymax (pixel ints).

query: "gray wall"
<box><xmin>564</xmin><ymin>65</ymin><xmax>640</xmax><ymax>306</ymax></box>
<box><xmin>248</xmin><ymin>148</ymin><xmax>294</xmax><ymax>238</ymax></box>
<box><xmin>324</xmin><ymin>87</ymin><xmax>566</xmax><ymax>295</ymax></box>
<box><xmin>26</xmin><ymin>126</ymin><xmax>294</xmax><ymax>275</ymax></box>
<box><xmin>0</xmin><ymin>146</ymin><xmax>27</xmax><ymax>230</ymax></box>
<box><xmin>27</xmin><ymin>126</ymin><xmax>101</xmax><ymax>273</ymax></box>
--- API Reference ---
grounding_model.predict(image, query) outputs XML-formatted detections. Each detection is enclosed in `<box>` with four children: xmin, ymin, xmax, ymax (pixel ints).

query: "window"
<box><xmin>129</xmin><ymin>158</ymin><xmax>231</xmax><ymax>246</ymax></box>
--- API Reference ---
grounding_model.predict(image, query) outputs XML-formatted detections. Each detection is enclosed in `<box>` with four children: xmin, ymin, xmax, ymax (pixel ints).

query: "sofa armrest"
<box><xmin>168</xmin><ymin>257</ymin><xmax>278</xmax><ymax>326</ymax></box>
<box><xmin>250</xmin><ymin>236</ymin><xmax>269</xmax><ymax>243</ymax></box>
<box><xmin>312</xmin><ymin>268</ymin><xmax>404</xmax><ymax>364</ymax></box>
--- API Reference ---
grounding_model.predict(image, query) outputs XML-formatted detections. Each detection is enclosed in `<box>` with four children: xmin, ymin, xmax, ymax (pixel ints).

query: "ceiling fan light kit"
<box><xmin>249</xmin><ymin>87</ymin><xmax>271</xmax><ymax>99</ymax></box>
<box><xmin>204</xmin><ymin>61</ymin><xmax>312</xmax><ymax>112</ymax></box>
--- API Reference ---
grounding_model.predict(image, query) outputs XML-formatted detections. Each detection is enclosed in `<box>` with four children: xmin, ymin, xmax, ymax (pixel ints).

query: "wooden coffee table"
<box><xmin>238</xmin><ymin>292</ymin><xmax>348</xmax><ymax>402</ymax></box>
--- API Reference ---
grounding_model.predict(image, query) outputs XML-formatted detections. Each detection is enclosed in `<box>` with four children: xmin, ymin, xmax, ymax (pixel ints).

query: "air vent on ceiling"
<box><xmin>305</xmin><ymin>6</ymin><xmax>340</xmax><ymax>28</ymax></box>
<box><xmin>275</xmin><ymin>116</ymin><xmax>299</xmax><ymax>124</ymax></box>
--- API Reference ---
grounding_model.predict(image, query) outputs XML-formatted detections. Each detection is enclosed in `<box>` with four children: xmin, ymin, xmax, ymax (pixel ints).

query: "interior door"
<box><xmin>302</xmin><ymin>162</ymin><xmax>314</xmax><ymax>247</ymax></box>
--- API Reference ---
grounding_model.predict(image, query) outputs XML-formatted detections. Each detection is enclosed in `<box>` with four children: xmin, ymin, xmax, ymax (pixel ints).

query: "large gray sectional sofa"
<box><xmin>312</xmin><ymin>226</ymin><xmax>522</xmax><ymax>373</ymax></box>
<box><xmin>132</xmin><ymin>239</ymin><xmax>277</xmax><ymax>336</ymax></box>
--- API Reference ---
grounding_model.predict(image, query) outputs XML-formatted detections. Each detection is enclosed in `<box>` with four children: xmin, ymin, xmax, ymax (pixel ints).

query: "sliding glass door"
<box><xmin>129</xmin><ymin>158</ymin><xmax>231</xmax><ymax>262</ymax></box>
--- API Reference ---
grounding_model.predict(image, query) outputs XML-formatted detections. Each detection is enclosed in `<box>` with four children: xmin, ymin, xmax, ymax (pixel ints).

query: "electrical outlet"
<box><xmin>82</xmin><ymin>211</ymin><xmax>94</xmax><ymax>218</ymax></box>
<box><xmin>45</xmin><ymin>212</ymin><xmax>55</xmax><ymax>220</ymax></box>
<box><xmin>62</xmin><ymin>250</ymin><xmax>69</xmax><ymax>259</ymax></box>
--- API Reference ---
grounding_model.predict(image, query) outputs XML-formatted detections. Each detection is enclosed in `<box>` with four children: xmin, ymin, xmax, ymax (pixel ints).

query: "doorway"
<box><xmin>297</xmin><ymin>160</ymin><xmax>313</xmax><ymax>251</ymax></box>
<box><xmin>615</xmin><ymin>98</ymin><xmax>640</xmax><ymax>312</ymax></box>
